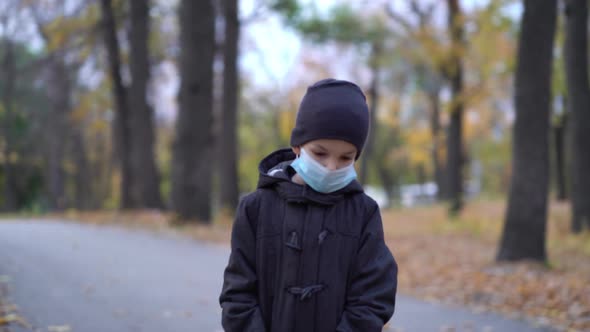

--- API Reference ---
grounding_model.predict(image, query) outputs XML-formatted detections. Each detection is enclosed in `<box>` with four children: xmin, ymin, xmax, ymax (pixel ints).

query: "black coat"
<box><xmin>219</xmin><ymin>149</ymin><xmax>397</xmax><ymax>332</ymax></box>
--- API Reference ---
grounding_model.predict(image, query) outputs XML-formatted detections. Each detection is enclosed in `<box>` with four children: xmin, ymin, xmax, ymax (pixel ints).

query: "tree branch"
<box><xmin>241</xmin><ymin>0</ymin><xmax>269</xmax><ymax>25</ymax></box>
<box><xmin>384</xmin><ymin>2</ymin><xmax>415</xmax><ymax>33</ymax></box>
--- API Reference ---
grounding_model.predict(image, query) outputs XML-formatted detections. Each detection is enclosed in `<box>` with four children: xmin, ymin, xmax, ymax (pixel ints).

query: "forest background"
<box><xmin>1</xmin><ymin>0</ymin><xmax>590</xmax><ymax>330</ymax></box>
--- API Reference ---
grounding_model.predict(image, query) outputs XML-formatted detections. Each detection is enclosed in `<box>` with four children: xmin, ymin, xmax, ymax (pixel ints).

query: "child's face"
<box><xmin>292</xmin><ymin>139</ymin><xmax>357</xmax><ymax>171</ymax></box>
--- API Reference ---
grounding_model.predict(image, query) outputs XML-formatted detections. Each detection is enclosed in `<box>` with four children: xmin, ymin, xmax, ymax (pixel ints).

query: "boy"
<box><xmin>219</xmin><ymin>78</ymin><xmax>397</xmax><ymax>332</ymax></box>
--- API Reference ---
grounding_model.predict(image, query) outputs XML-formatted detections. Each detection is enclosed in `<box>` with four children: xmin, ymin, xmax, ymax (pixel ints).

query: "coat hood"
<box><xmin>256</xmin><ymin>148</ymin><xmax>364</xmax><ymax>205</ymax></box>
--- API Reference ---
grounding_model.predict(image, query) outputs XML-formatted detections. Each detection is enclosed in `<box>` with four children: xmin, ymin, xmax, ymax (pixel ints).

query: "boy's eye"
<box><xmin>341</xmin><ymin>156</ymin><xmax>352</xmax><ymax>161</ymax></box>
<box><xmin>313</xmin><ymin>151</ymin><xmax>326</xmax><ymax>157</ymax></box>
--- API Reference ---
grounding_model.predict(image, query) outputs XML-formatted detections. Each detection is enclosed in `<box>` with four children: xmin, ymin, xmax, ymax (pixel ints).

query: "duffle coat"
<box><xmin>220</xmin><ymin>148</ymin><xmax>397</xmax><ymax>332</ymax></box>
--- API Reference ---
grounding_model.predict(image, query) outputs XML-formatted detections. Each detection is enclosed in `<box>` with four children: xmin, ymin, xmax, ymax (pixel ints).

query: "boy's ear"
<box><xmin>291</xmin><ymin>146</ymin><xmax>301</xmax><ymax>157</ymax></box>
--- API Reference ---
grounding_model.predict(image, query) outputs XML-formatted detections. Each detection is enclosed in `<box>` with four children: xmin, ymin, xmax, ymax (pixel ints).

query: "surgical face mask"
<box><xmin>291</xmin><ymin>147</ymin><xmax>357</xmax><ymax>193</ymax></box>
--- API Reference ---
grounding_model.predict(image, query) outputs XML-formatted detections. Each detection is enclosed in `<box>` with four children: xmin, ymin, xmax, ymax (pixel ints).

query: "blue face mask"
<box><xmin>291</xmin><ymin>147</ymin><xmax>357</xmax><ymax>193</ymax></box>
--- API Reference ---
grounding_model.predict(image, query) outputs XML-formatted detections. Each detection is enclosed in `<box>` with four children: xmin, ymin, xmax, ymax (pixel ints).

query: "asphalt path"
<box><xmin>0</xmin><ymin>220</ymin><xmax>553</xmax><ymax>332</ymax></box>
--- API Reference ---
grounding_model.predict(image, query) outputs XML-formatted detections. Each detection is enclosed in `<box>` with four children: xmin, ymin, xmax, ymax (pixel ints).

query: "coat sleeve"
<box><xmin>336</xmin><ymin>204</ymin><xmax>398</xmax><ymax>332</ymax></box>
<box><xmin>219</xmin><ymin>194</ymin><xmax>267</xmax><ymax>332</ymax></box>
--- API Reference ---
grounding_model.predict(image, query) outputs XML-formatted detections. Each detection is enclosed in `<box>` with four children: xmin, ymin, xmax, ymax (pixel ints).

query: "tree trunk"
<box><xmin>171</xmin><ymin>0</ymin><xmax>215</xmax><ymax>222</ymax></box>
<box><xmin>564</xmin><ymin>0</ymin><xmax>590</xmax><ymax>232</ymax></box>
<box><xmin>90</xmin><ymin>132</ymin><xmax>112</xmax><ymax>209</ymax></box>
<box><xmin>413</xmin><ymin>7</ymin><xmax>447</xmax><ymax>202</ymax></box>
<box><xmin>71</xmin><ymin>128</ymin><xmax>91</xmax><ymax>210</ymax></box>
<box><xmin>553</xmin><ymin>112</ymin><xmax>567</xmax><ymax>201</ymax></box>
<box><xmin>377</xmin><ymin>163</ymin><xmax>395</xmax><ymax>208</ymax></box>
<box><xmin>359</xmin><ymin>43</ymin><xmax>381</xmax><ymax>186</ymax></box>
<box><xmin>46</xmin><ymin>59</ymin><xmax>70</xmax><ymax>211</ymax></box>
<box><xmin>100</xmin><ymin>0</ymin><xmax>134</xmax><ymax>209</ymax></box>
<box><xmin>220</xmin><ymin>0</ymin><xmax>240</xmax><ymax>212</ymax></box>
<box><xmin>497</xmin><ymin>0</ymin><xmax>557</xmax><ymax>262</ymax></box>
<box><xmin>1</xmin><ymin>38</ymin><xmax>18</xmax><ymax>211</ymax></box>
<box><xmin>128</xmin><ymin>0</ymin><xmax>163</xmax><ymax>209</ymax></box>
<box><xmin>446</xmin><ymin>0</ymin><xmax>465</xmax><ymax>216</ymax></box>
<box><xmin>427</xmin><ymin>89</ymin><xmax>446</xmax><ymax>200</ymax></box>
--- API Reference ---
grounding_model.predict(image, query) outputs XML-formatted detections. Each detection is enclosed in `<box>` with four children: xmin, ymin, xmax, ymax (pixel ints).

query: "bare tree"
<box><xmin>45</xmin><ymin>58</ymin><xmax>70</xmax><ymax>210</ymax></box>
<box><xmin>32</xmin><ymin>9</ymin><xmax>70</xmax><ymax>211</ymax></box>
<box><xmin>427</xmin><ymin>80</ymin><xmax>446</xmax><ymax>200</ymax></box>
<box><xmin>564</xmin><ymin>0</ymin><xmax>590</xmax><ymax>232</ymax></box>
<box><xmin>553</xmin><ymin>108</ymin><xmax>568</xmax><ymax>201</ymax></box>
<box><xmin>171</xmin><ymin>0</ymin><xmax>216</xmax><ymax>222</ymax></box>
<box><xmin>220</xmin><ymin>0</ymin><xmax>240</xmax><ymax>212</ymax></box>
<box><xmin>100</xmin><ymin>0</ymin><xmax>134</xmax><ymax>209</ymax></box>
<box><xmin>445</xmin><ymin>0</ymin><xmax>465</xmax><ymax>215</ymax></box>
<box><xmin>0</xmin><ymin>1</ymin><xmax>21</xmax><ymax>211</ymax></box>
<box><xmin>497</xmin><ymin>0</ymin><xmax>557</xmax><ymax>262</ymax></box>
<box><xmin>128</xmin><ymin>0</ymin><xmax>163</xmax><ymax>209</ymax></box>
<box><xmin>71</xmin><ymin>125</ymin><xmax>92</xmax><ymax>210</ymax></box>
<box><xmin>358</xmin><ymin>42</ymin><xmax>381</xmax><ymax>186</ymax></box>
<box><xmin>386</xmin><ymin>2</ymin><xmax>447</xmax><ymax>200</ymax></box>
<box><xmin>1</xmin><ymin>38</ymin><xmax>18</xmax><ymax>211</ymax></box>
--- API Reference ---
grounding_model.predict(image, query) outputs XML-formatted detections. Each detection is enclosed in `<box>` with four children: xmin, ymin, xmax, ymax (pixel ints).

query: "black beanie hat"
<box><xmin>290</xmin><ymin>78</ymin><xmax>370</xmax><ymax>159</ymax></box>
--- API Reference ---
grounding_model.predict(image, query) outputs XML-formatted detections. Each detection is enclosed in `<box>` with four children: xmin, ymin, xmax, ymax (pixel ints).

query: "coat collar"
<box><xmin>257</xmin><ymin>148</ymin><xmax>364</xmax><ymax>205</ymax></box>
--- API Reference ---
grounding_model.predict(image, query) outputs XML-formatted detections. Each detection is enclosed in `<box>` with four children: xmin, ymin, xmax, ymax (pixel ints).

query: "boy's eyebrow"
<box><xmin>315</xmin><ymin>144</ymin><xmax>327</xmax><ymax>151</ymax></box>
<box><xmin>315</xmin><ymin>144</ymin><xmax>356</xmax><ymax>155</ymax></box>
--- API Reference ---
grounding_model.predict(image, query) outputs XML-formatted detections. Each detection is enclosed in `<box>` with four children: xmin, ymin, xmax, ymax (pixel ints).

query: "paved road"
<box><xmin>0</xmin><ymin>220</ymin><xmax>553</xmax><ymax>332</ymax></box>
